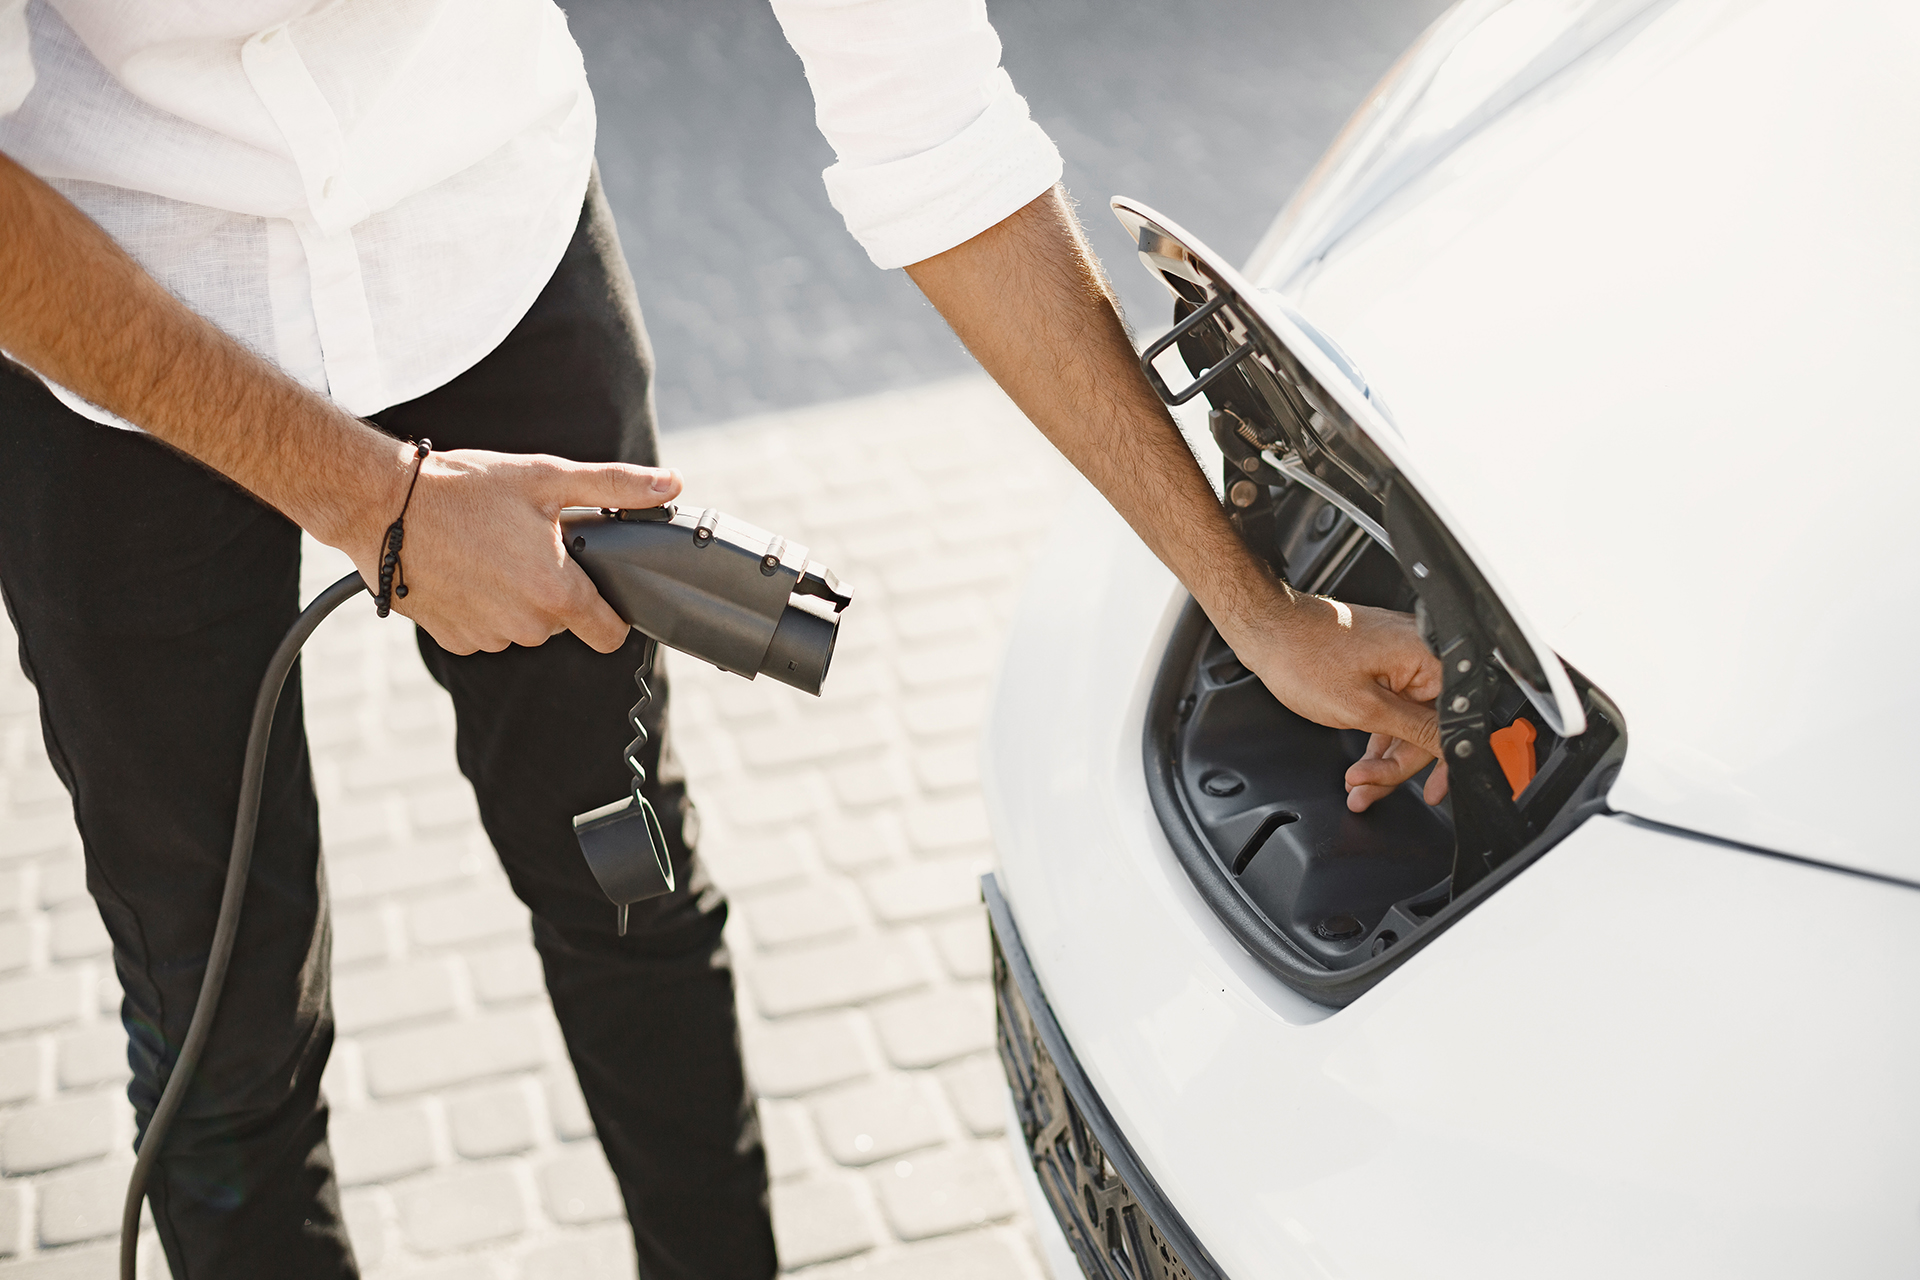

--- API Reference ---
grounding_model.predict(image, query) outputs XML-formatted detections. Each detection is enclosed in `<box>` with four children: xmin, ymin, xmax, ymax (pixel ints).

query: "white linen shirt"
<box><xmin>0</xmin><ymin>0</ymin><xmax>1062</xmax><ymax>427</ymax></box>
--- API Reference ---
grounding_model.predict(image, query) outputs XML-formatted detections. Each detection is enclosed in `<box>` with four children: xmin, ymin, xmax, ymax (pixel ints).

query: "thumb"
<box><xmin>1367</xmin><ymin>687</ymin><xmax>1442</xmax><ymax>759</ymax></box>
<box><xmin>541</xmin><ymin>459</ymin><xmax>682</xmax><ymax>511</ymax></box>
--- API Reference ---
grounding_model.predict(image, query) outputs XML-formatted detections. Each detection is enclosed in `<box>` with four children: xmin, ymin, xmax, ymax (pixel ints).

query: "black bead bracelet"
<box><xmin>374</xmin><ymin>439</ymin><xmax>431</xmax><ymax>618</ymax></box>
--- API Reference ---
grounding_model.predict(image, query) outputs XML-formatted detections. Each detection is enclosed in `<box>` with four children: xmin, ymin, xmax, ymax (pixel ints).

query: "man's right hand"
<box><xmin>360</xmin><ymin>450</ymin><xmax>681</xmax><ymax>655</ymax></box>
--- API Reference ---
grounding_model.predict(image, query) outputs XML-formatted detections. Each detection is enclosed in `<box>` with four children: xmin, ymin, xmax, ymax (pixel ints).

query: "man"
<box><xmin>0</xmin><ymin>0</ymin><xmax>1443</xmax><ymax>1276</ymax></box>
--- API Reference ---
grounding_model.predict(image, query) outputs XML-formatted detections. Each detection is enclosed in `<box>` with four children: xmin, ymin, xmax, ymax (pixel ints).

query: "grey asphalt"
<box><xmin>564</xmin><ymin>0</ymin><xmax>1452</xmax><ymax>428</ymax></box>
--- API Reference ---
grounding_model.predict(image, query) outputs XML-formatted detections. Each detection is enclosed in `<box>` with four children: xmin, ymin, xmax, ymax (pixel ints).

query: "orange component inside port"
<box><xmin>1489</xmin><ymin>717</ymin><xmax>1537</xmax><ymax>798</ymax></box>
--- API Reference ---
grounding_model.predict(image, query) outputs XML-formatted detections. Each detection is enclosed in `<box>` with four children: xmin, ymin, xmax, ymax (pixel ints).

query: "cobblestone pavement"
<box><xmin>571</xmin><ymin>0</ymin><xmax>1450</xmax><ymax>425</ymax></box>
<box><xmin>0</xmin><ymin>376</ymin><xmax>1091</xmax><ymax>1278</ymax></box>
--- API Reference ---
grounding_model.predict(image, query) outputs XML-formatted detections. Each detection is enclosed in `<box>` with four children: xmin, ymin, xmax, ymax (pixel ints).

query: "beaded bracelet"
<box><xmin>374</xmin><ymin>439</ymin><xmax>431</xmax><ymax>618</ymax></box>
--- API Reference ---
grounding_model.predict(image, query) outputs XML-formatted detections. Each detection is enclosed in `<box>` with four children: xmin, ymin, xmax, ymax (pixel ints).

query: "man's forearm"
<box><xmin>0</xmin><ymin>151</ymin><xmax>411</xmax><ymax>554</ymax></box>
<box><xmin>908</xmin><ymin>186</ymin><xmax>1444</xmax><ymax>758</ymax></box>
<box><xmin>905</xmin><ymin>186</ymin><xmax>1300</xmax><ymax>652</ymax></box>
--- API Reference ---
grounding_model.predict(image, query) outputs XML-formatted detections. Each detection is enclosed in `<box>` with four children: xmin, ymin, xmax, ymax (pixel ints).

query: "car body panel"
<box><xmin>1262</xmin><ymin>0</ymin><xmax>1920</xmax><ymax>882</ymax></box>
<box><xmin>984</xmin><ymin>493</ymin><xmax>1920</xmax><ymax>1275</ymax></box>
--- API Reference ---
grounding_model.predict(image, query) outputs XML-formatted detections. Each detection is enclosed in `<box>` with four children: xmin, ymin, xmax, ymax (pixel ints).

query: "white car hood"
<box><xmin>1285</xmin><ymin>0</ymin><xmax>1920</xmax><ymax>883</ymax></box>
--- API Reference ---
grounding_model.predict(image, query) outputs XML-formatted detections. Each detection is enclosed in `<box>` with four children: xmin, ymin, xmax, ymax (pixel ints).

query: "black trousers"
<box><xmin>0</xmin><ymin>174</ymin><xmax>776</xmax><ymax>1280</ymax></box>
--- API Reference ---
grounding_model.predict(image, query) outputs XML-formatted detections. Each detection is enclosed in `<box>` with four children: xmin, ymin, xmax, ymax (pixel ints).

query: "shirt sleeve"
<box><xmin>0</xmin><ymin>0</ymin><xmax>33</xmax><ymax>118</ymax></box>
<box><xmin>770</xmin><ymin>0</ymin><xmax>1063</xmax><ymax>269</ymax></box>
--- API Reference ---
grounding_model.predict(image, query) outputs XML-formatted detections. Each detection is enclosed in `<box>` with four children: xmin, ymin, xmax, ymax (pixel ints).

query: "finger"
<box><xmin>1345</xmin><ymin>756</ymin><xmax>1403</xmax><ymax>789</ymax></box>
<box><xmin>1344</xmin><ymin>749</ymin><xmax>1428</xmax><ymax>793</ymax></box>
<box><xmin>1362</xmin><ymin>687</ymin><xmax>1442</xmax><ymax>759</ymax></box>
<box><xmin>1347</xmin><ymin>782</ymin><xmax>1399</xmax><ymax>813</ymax></box>
<box><xmin>1423</xmin><ymin>760</ymin><xmax>1451</xmax><ymax>806</ymax></box>
<box><xmin>555</xmin><ymin>559</ymin><xmax>634</xmax><ymax>654</ymax></box>
<box><xmin>542</xmin><ymin>459</ymin><xmax>682</xmax><ymax>512</ymax></box>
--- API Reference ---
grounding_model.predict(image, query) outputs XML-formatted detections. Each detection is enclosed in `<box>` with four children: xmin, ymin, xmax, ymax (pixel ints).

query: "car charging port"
<box><xmin>1123</xmin><ymin>198</ymin><xmax>1628</xmax><ymax>1004</ymax></box>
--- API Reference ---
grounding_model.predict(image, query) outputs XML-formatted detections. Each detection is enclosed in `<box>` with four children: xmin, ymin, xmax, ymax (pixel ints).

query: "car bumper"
<box><xmin>982</xmin><ymin>489</ymin><xmax>1920</xmax><ymax>1278</ymax></box>
<box><xmin>986</xmin><ymin>872</ymin><xmax>1222</xmax><ymax>1280</ymax></box>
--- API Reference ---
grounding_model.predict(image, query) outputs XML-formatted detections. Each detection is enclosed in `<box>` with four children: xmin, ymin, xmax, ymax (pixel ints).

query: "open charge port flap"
<box><xmin>1119</xmin><ymin>196</ymin><xmax>1627</xmax><ymax>1002</ymax></box>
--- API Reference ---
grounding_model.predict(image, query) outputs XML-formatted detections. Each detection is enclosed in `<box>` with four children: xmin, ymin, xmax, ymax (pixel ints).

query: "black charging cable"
<box><xmin>119</xmin><ymin>571</ymin><xmax>366</xmax><ymax>1280</ymax></box>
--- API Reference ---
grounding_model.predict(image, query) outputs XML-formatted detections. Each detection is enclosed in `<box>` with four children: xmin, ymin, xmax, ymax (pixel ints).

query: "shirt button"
<box><xmin>322</xmin><ymin>176</ymin><xmax>337</xmax><ymax>200</ymax></box>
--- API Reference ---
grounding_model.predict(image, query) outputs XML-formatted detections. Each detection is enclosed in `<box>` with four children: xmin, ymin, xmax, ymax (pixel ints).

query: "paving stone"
<box><xmin>465</xmin><ymin>945</ymin><xmax>545</xmax><ymax>1005</ymax></box>
<box><xmin>697</xmin><ymin>832</ymin><xmax>809</xmax><ymax>895</ymax></box>
<box><xmin>0</xmin><ymin>1181</ymin><xmax>21</xmax><ymax>1255</ymax></box>
<box><xmin>329</xmin><ymin>1102</ymin><xmax>436</xmax><ymax>1186</ymax></box>
<box><xmin>860</xmin><ymin>860</ymin><xmax>985</xmax><ymax>924</ymax></box>
<box><xmin>759</xmin><ymin>1099</ymin><xmax>814</xmax><ymax>1182</ymax></box>
<box><xmin>701</xmin><ymin>776</ymin><xmax>821</xmax><ymax>830</ymax></box>
<box><xmin>873</xmin><ymin>1145</ymin><xmax>1018</xmax><ymax>1240</ymax></box>
<box><xmin>518</xmin><ymin>1223</ymin><xmax>636</xmax><ymax>1280</ymax></box>
<box><xmin>330</xmin><ymin>904</ymin><xmax>392</xmax><ymax>969</ymax></box>
<box><xmin>0</xmin><ymin>1242</ymin><xmax>117</xmax><ymax>1277</ymax></box>
<box><xmin>930</xmin><ymin>915</ymin><xmax>991</xmax><ymax>981</ymax></box>
<box><xmin>409</xmin><ymin>781</ymin><xmax>483</xmax><ymax>832</ymax></box>
<box><xmin>538</xmin><ymin>1144</ymin><xmax>624</xmax><ymax>1224</ymax></box>
<box><xmin>332</xmin><ymin>958</ymin><xmax>459</xmax><ymax>1034</ymax></box>
<box><xmin>319</xmin><ymin>795</ymin><xmax>397</xmax><ymax>854</ymax></box>
<box><xmin>737</xmin><ymin>713</ymin><xmax>888</xmax><ymax>771</ymax></box>
<box><xmin>888</xmin><ymin>601</ymin><xmax>983</xmax><ymax>649</ymax></box>
<box><xmin>913</xmin><ymin>742</ymin><xmax>981</xmax><ymax>793</ymax></box>
<box><xmin>811</xmin><ymin>815</ymin><xmax>901</xmax><ymax>873</ymax></box>
<box><xmin>343</xmin><ymin>743</ymin><xmax>463</xmax><ymax>793</ymax></box>
<box><xmin>406</xmin><ymin>1256</ymin><xmax>503</xmax><ymax>1280</ymax></box>
<box><xmin>827</xmin><ymin>758</ymin><xmax>911</xmax><ymax>810</ymax></box>
<box><xmin>768</xmin><ymin>1175</ymin><xmax>876</xmax><ymax>1269</ymax></box>
<box><xmin>544</xmin><ymin>1072</ymin><xmax>596</xmax><ymax>1141</ymax></box>
<box><xmin>740</xmin><ymin>885</ymin><xmax>856</xmax><ymax>951</ymax></box>
<box><xmin>327</xmin><ymin>839</ymin><xmax>473</xmax><ymax>904</ymax></box>
<box><xmin>903</xmin><ymin>798</ymin><xmax>991</xmax><ymax>856</ymax></box>
<box><xmin>0</xmin><ymin>1039</ymin><xmax>43</xmax><ymax>1105</ymax></box>
<box><xmin>0</xmin><ymin>868</ymin><xmax>24</xmax><ymax>917</ymax></box>
<box><xmin>320</xmin><ymin>1040</ymin><xmax>365</xmax><ymax>1111</ymax></box>
<box><xmin>748</xmin><ymin>936</ymin><xmax>927</xmax><ymax>1018</ymax></box>
<box><xmin>740</xmin><ymin>1012</ymin><xmax>869</xmax><ymax>1099</ymax></box>
<box><xmin>32</xmin><ymin>858</ymin><xmax>86</xmax><ymax>910</ymax></box>
<box><xmin>0</xmin><ymin>1093</ymin><xmax>117</xmax><ymax>1174</ymax></box>
<box><xmin>396</xmin><ymin>1164</ymin><xmax>527</xmax><ymax>1254</ymax></box>
<box><xmin>36</xmin><ymin>1157</ymin><xmax>132</xmax><ymax>1246</ymax></box>
<box><xmin>899</xmin><ymin>691</ymin><xmax>987</xmax><ymax>743</ymax></box>
<box><xmin>360</xmin><ymin>1009</ymin><xmax>551</xmax><ymax>1097</ymax></box>
<box><xmin>92</xmin><ymin>968</ymin><xmax>120</xmax><ymax>1017</ymax></box>
<box><xmin>870</xmin><ymin>988</ymin><xmax>994</xmax><ymax>1070</ymax></box>
<box><xmin>340</xmin><ymin>1188</ymin><xmax>388</xmax><ymax>1268</ymax></box>
<box><xmin>803</xmin><ymin>1229</ymin><xmax>1033</xmax><ymax>1280</ymax></box>
<box><xmin>407</xmin><ymin>885</ymin><xmax>529</xmax><ymax>951</ymax></box>
<box><xmin>938</xmin><ymin>1055</ymin><xmax>1010</xmax><ymax>1139</ymax></box>
<box><xmin>0</xmin><ymin>815</ymin><xmax>77</xmax><ymax>863</ymax></box>
<box><xmin>0</xmin><ymin>919</ymin><xmax>32</xmax><ymax>974</ymax></box>
<box><xmin>54</xmin><ymin>1025</ymin><xmax>127</xmax><ymax>1090</ymax></box>
<box><xmin>895</xmin><ymin>643</ymin><xmax>995</xmax><ymax>692</ymax></box>
<box><xmin>47</xmin><ymin>906</ymin><xmax>109</xmax><ymax>962</ymax></box>
<box><xmin>447</xmin><ymin>1082</ymin><xmax>536</xmax><ymax>1158</ymax></box>
<box><xmin>711</xmin><ymin>678</ymin><xmax>781</xmax><ymax>725</ymax></box>
<box><xmin>809</xmin><ymin>1076</ymin><xmax>945</xmax><ymax>1167</ymax></box>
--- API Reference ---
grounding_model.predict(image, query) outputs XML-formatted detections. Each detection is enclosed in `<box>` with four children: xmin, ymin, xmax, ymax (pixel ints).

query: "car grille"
<box><xmin>983</xmin><ymin>874</ymin><xmax>1223</xmax><ymax>1280</ymax></box>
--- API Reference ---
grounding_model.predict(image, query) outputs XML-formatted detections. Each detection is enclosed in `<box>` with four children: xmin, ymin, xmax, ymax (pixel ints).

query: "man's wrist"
<box><xmin>289</xmin><ymin>416</ymin><xmax>419</xmax><ymax>561</ymax></box>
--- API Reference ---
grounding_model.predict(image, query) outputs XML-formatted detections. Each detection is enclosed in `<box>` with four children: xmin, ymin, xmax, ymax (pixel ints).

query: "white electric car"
<box><xmin>981</xmin><ymin>1</ymin><xmax>1920</xmax><ymax>1276</ymax></box>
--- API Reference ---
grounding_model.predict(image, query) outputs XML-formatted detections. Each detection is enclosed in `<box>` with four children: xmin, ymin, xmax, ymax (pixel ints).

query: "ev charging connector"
<box><xmin>561</xmin><ymin>504</ymin><xmax>853</xmax><ymax>930</ymax></box>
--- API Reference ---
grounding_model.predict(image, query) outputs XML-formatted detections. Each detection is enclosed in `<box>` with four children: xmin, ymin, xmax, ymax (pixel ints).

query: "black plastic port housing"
<box><xmin>1119</xmin><ymin>197</ymin><xmax>1628</xmax><ymax>1005</ymax></box>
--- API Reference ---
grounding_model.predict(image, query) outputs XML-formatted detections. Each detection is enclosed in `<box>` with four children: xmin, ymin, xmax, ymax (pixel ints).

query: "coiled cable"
<box><xmin>615</xmin><ymin>638</ymin><xmax>665</xmax><ymax>937</ymax></box>
<box><xmin>120</xmin><ymin>571</ymin><xmax>366</xmax><ymax>1280</ymax></box>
